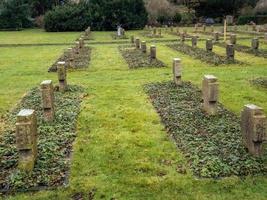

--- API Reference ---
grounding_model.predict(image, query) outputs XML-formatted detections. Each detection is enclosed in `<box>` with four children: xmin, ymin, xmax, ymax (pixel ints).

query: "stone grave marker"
<box><xmin>150</xmin><ymin>45</ymin><xmax>156</xmax><ymax>59</ymax></box>
<box><xmin>202</xmin><ymin>75</ymin><xmax>219</xmax><ymax>115</ymax></box>
<box><xmin>230</xmin><ymin>34</ymin><xmax>237</xmax><ymax>44</ymax></box>
<box><xmin>173</xmin><ymin>58</ymin><xmax>182</xmax><ymax>85</ymax></box>
<box><xmin>241</xmin><ymin>104</ymin><xmax>266</xmax><ymax>157</ymax></box>
<box><xmin>192</xmin><ymin>36</ymin><xmax>198</xmax><ymax>48</ymax></box>
<box><xmin>206</xmin><ymin>39</ymin><xmax>213</xmax><ymax>52</ymax></box>
<box><xmin>41</xmin><ymin>80</ymin><xmax>55</xmax><ymax>122</ymax></box>
<box><xmin>226</xmin><ymin>44</ymin><xmax>235</xmax><ymax>61</ymax></box>
<box><xmin>141</xmin><ymin>41</ymin><xmax>147</xmax><ymax>53</ymax></box>
<box><xmin>135</xmin><ymin>38</ymin><xmax>140</xmax><ymax>49</ymax></box>
<box><xmin>57</xmin><ymin>61</ymin><xmax>67</xmax><ymax>92</ymax></box>
<box><xmin>16</xmin><ymin>109</ymin><xmax>37</xmax><ymax>172</ymax></box>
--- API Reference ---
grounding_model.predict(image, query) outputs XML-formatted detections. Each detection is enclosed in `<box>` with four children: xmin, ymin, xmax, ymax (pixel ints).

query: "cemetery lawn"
<box><xmin>0</xmin><ymin>29</ymin><xmax>267</xmax><ymax>199</ymax></box>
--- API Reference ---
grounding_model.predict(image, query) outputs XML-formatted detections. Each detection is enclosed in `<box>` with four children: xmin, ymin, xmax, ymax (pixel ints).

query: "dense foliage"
<box><xmin>44</xmin><ymin>0</ymin><xmax>148</xmax><ymax>32</ymax></box>
<box><xmin>0</xmin><ymin>0</ymin><xmax>32</xmax><ymax>30</ymax></box>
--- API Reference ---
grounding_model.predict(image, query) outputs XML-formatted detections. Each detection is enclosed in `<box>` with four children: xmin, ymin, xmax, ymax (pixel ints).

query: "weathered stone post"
<box><xmin>181</xmin><ymin>33</ymin><xmax>185</xmax><ymax>43</ymax></box>
<box><xmin>66</xmin><ymin>48</ymin><xmax>74</xmax><ymax>68</ymax></box>
<box><xmin>150</xmin><ymin>45</ymin><xmax>156</xmax><ymax>59</ymax></box>
<box><xmin>158</xmin><ymin>29</ymin><xmax>162</xmax><ymax>36</ymax></box>
<box><xmin>173</xmin><ymin>58</ymin><xmax>182</xmax><ymax>85</ymax></box>
<box><xmin>241</xmin><ymin>104</ymin><xmax>266</xmax><ymax>157</ymax></box>
<box><xmin>251</xmin><ymin>38</ymin><xmax>259</xmax><ymax>52</ymax></box>
<box><xmin>16</xmin><ymin>109</ymin><xmax>37</xmax><ymax>172</ymax></box>
<box><xmin>41</xmin><ymin>80</ymin><xmax>55</xmax><ymax>122</ymax></box>
<box><xmin>206</xmin><ymin>39</ymin><xmax>213</xmax><ymax>52</ymax></box>
<box><xmin>192</xmin><ymin>36</ymin><xmax>198</xmax><ymax>48</ymax></box>
<box><xmin>226</xmin><ymin>44</ymin><xmax>235</xmax><ymax>61</ymax></box>
<box><xmin>194</xmin><ymin>24</ymin><xmax>198</xmax><ymax>32</ymax></box>
<box><xmin>131</xmin><ymin>36</ymin><xmax>134</xmax><ymax>44</ymax></box>
<box><xmin>141</xmin><ymin>41</ymin><xmax>147</xmax><ymax>53</ymax></box>
<box><xmin>170</xmin><ymin>26</ymin><xmax>174</xmax><ymax>32</ymax></box>
<box><xmin>78</xmin><ymin>38</ymin><xmax>84</xmax><ymax>49</ymax></box>
<box><xmin>57</xmin><ymin>61</ymin><xmax>67</xmax><ymax>92</ymax></box>
<box><xmin>202</xmin><ymin>75</ymin><xmax>219</xmax><ymax>115</ymax></box>
<box><xmin>135</xmin><ymin>38</ymin><xmax>140</xmax><ymax>49</ymax></box>
<box><xmin>153</xmin><ymin>28</ymin><xmax>157</xmax><ymax>35</ymax></box>
<box><xmin>75</xmin><ymin>41</ymin><xmax>80</xmax><ymax>54</ymax></box>
<box><xmin>230</xmin><ymin>34</ymin><xmax>237</xmax><ymax>44</ymax></box>
<box><xmin>211</xmin><ymin>25</ymin><xmax>214</xmax><ymax>33</ymax></box>
<box><xmin>214</xmin><ymin>32</ymin><xmax>219</xmax><ymax>42</ymax></box>
<box><xmin>203</xmin><ymin>24</ymin><xmax>206</xmax><ymax>32</ymax></box>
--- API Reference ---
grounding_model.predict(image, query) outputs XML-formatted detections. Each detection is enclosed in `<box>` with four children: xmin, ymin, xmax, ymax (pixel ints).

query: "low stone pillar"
<box><xmin>241</xmin><ymin>104</ymin><xmax>266</xmax><ymax>157</ymax></box>
<box><xmin>170</xmin><ymin>26</ymin><xmax>173</xmax><ymax>32</ymax></box>
<box><xmin>158</xmin><ymin>29</ymin><xmax>161</xmax><ymax>36</ymax></box>
<box><xmin>194</xmin><ymin>24</ymin><xmax>198</xmax><ymax>32</ymax></box>
<box><xmin>135</xmin><ymin>38</ymin><xmax>140</xmax><ymax>49</ymax></box>
<box><xmin>153</xmin><ymin>28</ymin><xmax>157</xmax><ymax>35</ymax></box>
<box><xmin>75</xmin><ymin>41</ymin><xmax>80</xmax><ymax>54</ymax></box>
<box><xmin>214</xmin><ymin>32</ymin><xmax>219</xmax><ymax>42</ymax></box>
<box><xmin>78</xmin><ymin>38</ymin><xmax>84</xmax><ymax>49</ymax></box>
<box><xmin>150</xmin><ymin>45</ymin><xmax>156</xmax><ymax>59</ymax></box>
<box><xmin>203</xmin><ymin>24</ymin><xmax>206</xmax><ymax>32</ymax></box>
<box><xmin>41</xmin><ymin>80</ymin><xmax>55</xmax><ymax>122</ymax></box>
<box><xmin>192</xmin><ymin>36</ymin><xmax>198</xmax><ymax>48</ymax></box>
<box><xmin>202</xmin><ymin>75</ymin><xmax>219</xmax><ymax>115</ymax></box>
<box><xmin>211</xmin><ymin>25</ymin><xmax>214</xmax><ymax>33</ymax></box>
<box><xmin>66</xmin><ymin>48</ymin><xmax>74</xmax><ymax>68</ymax></box>
<box><xmin>173</xmin><ymin>58</ymin><xmax>182</xmax><ymax>85</ymax></box>
<box><xmin>141</xmin><ymin>41</ymin><xmax>147</xmax><ymax>53</ymax></box>
<box><xmin>181</xmin><ymin>33</ymin><xmax>185</xmax><ymax>43</ymax></box>
<box><xmin>226</xmin><ymin>44</ymin><xmax>235</xmax><ymax>61</ymax></box>
<box><xmin>206</xmin><ymin>39</ymin><xmax>213</xmax><ymax>52</ymax></box>
<box><xmin>251</xmin><ymin>38</ymin><xmax>259</xmax><ymax>52</ymax></box>
<box><xmin>57</xmin><ymin>61</ymin><xmax>67</xmax><ymax>92</ymax></box>
<box><xmin>131</xmin><ymin>36</ymin><xmax>134</xmax><ymax>44</ymax></box>
<box><xmin>230</xmin><ymin>34</ymin><xmax>237</xmax><ymax>44</ymax></box>
<box><xmin>16</xmin><ymin>109</ymin><xmax>37</xmax><ymax>172</ymax></box>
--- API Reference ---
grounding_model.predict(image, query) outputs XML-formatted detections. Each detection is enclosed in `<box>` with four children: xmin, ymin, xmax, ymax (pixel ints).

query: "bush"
<box><xmin>173</xmin><ymin>12</ymin><xmax>182</xmax><ymax>24</ymax></box>
<box><xmin>180</xmin><ymin>12</ymin><xmax>195</xmax><ymax>25</ymax></box>
<box><xmin>44</xmin><ymin>3</ymin><xmax>90</xmax><ymax>32</ymax></box>
<box><xmin>44</xmin><ymin>0</ymin><xmax>148</xmax><ymax>32</ymax></box>
<box><xmin>237</xmin><ymin>15</ymin><xmax>256</xmax><ymax>25</ymax></box>
<box><xmin>0</xmin><ymin>0</ymin><xmax>32</xmax><ymax>30</ymax></box>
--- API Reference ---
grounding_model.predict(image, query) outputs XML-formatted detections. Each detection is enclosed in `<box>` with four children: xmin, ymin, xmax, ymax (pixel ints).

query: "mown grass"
<box><xmin>0</xmin><ymin>29</ymin><xmax>267</xmax><ymax>199</ymax></box>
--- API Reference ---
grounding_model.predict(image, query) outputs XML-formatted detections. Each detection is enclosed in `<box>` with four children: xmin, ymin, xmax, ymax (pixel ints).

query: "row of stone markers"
<box><xmin>172</xmin><ymin>58</ymin><xmax>266</xmax><ymax>157</ymax></box>
<box><xmin>49</xmin><ymin>27</ymin><xmax>91</xmax><ymax>72</ymax></box>
<box><xmin>133</xmin><ymin>37</ymin><xmax>157</xmax><ymax>60</ymax></box>
<box><xmin>16</xmin><ymin>61</ymin><xmax>69</xmax><ymax>171</ymax></box>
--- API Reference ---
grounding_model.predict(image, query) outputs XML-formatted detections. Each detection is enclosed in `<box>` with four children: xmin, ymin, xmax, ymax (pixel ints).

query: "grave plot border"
<box><xmin>144</xmin><ymin>81</ymin><xmax>266</xmax><ymax>178</ymax></box>
<box><xmin>0</xmin><ymin>85</ymin><xmax>85</xmax><ymax>194</ymax></box>
<box><xmin>48</xmin><ymin>46</ymin><xmax>92</xmax><ymax>72</ymax></box>
<box><xmin>118</xmin><ymin>45</ymin><xmax>166</xmax><ymax>69</ymax></box>
<box><xmin>250</xmin><ymin>77</ymin><xmax>267</xmax><ymax>89</ymax></box>
<box><xmin>167</xmin><ymin>42</ymin><xmax>241</xmax><ymax>66</ymax></box>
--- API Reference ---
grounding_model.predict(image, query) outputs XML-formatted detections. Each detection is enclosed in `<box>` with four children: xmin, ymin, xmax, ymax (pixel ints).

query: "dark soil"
<box><xmin>48</xmin><ymin>47</ymin><xmax>91</xmax><ymax>72</ymax></box>
<box><xmin>144</xmin><ymin>81</ymin><xmax>266</xmax><ymax>178</ymax></box>
<box><xmin>250</xmin><ymin>77</ymin><xmax>267</xmax><ymax>89</ymax></box>
<box><xmin>0</xmin><ymin>85</ymin><xmax>85</xmax><ymax>193</ymax></box>
<box><xmin>118</xmin><ymin>45</ymin><xmax>166</xmax><ymax>69</ymax></box>
<box><xmin>167</xmin><ymin>42</ymin><xmax>241</xmax><ymax>66</ymax></box>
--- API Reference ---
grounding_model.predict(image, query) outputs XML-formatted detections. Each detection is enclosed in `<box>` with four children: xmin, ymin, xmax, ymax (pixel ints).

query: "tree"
<box><xmin>255</xmin><ymin>0</ymin><xmax>267</xmax><ymax>14</ymax></box>
<box><xmin>0</xmin><ymin>0</ymin><xmax>32</xmax><ymax>29</ymax></box>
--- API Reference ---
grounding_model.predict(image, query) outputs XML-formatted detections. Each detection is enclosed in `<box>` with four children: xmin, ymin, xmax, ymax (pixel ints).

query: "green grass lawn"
<box><xmin>0</xmin><ymin>29</ymin><xmax>267</xmax><ymax>200</ymax></box>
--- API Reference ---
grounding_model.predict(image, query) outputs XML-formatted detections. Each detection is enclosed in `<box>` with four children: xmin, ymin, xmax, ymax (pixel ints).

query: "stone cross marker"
<box><xmin>135</xmin><ymin>38</ymin><xmax>140</xmax><ymax>49</ymax></box>
<box><xmin>230</xmin><ymin>34</ymin><xmax>237</xmax><ymax>44</ymax></box>
<box><xmin>206</xmin><ymin>39</ymin><xmax>213</xmax><ymax>52</ymax></box>
<box><xmin>141</xmin><ymin>41</ymin><xmax>147</xmax><ymax>53</ymax></box>
<box><xmin>192</xmin><ymin>36</ymin><xmax>198</xmax><ymax>48</ymax></box>
<box><xmin>226</xmin><ymin>44</ymin><xmax>235</xmax><ymax>61</ymax></box>
<box><xmin>57</xmin><ymin>61</ymin><xmax>67</xmax><ymax>92</ymax></box>
<box><xmin>173</xmin><ymin>58</ymin><xmax>182</xmax><ymax>86</ymax></box>
<box><xmin>41</xmin><ymin>80</ymin><xmax>55</xmax><ymax>122</ymax></box>
<box><xmin>241</xmin><ymin>104</ymin><xmax>266</xmax><ymax>157</ymax></box>
<box><xmin>150</xmin><ymin>45</ymin><xmax>156</xmax><ymax>59</ymax></box>
<box><xmin>16</xmin><ymin>109</ymin><xmax>37</xmax><ymax>172</ymax></box>
<box><xmin>202</xmin><ymin>75</ymin><xmax>219</xmax><ymax>115</ymax></box>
